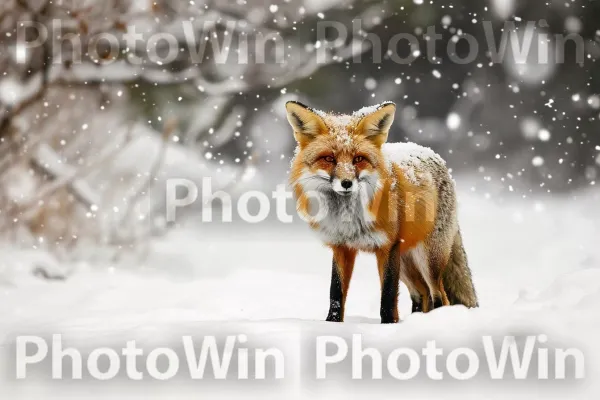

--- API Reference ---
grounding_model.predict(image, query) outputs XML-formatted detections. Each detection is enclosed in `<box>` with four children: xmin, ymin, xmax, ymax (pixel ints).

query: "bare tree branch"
<box><xmin>118</xmin><ymin>118</ymin><xmax>177</xmax><ymax>229</ymax></box>
<box><xmin>0</xmin><ymin>122</ymin><xmax>135</xmax><ymax>233</ymax></box>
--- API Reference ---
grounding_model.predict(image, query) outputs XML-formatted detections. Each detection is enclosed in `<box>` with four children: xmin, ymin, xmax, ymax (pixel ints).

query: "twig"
<box><xmin>0</xmin><ymin>126</ymin><xmax>49</xmax><ymax>176</ymax></box>
<box><xmin>31</xmin><ymin>143</ymin><xmax>102</xmax><ymax>209</ymax></box>
<box><xmin>118</xmin><ymin>118</ymin><xmax>177</xmax><ymax>228</ymax></box>
<box><xmin>0</xmin><ymin>28</ymin><xmax>53</xmax><ymax>138</ymax></box>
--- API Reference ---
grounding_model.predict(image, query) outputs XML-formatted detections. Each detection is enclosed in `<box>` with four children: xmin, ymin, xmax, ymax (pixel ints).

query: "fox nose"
<box><xmin>341</xmin><ymin>180</ymin><xmax>353</xmax><ymax>190</ymax></box>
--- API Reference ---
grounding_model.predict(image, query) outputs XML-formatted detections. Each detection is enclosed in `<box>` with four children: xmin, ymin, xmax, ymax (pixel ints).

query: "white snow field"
<box><xmin>0</xmin><ymin>182</ymin><xmax>599</xmax><ymax>399</ymax></box>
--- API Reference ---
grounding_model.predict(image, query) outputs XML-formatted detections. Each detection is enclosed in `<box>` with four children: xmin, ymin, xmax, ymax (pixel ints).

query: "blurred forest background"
<box><xmin>0</xmin><ymin>0</ymin><xmax>599</xmax><ymax>260</ymax></box>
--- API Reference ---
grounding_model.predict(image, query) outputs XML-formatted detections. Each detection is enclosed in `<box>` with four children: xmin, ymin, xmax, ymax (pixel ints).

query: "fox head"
<box><xmin>286</xmin><ymin>101</ymin><xmax>396</xmax><ymax>200</ymax></box>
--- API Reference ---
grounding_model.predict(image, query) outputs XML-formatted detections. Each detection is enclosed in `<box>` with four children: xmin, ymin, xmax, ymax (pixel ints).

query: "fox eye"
<box><xmin>353</xmin><ymin>156</ymin><xmax>365</xmax><ymax>164</ymax></box>
<box><xmin>323</xmin><ymin>155</ymin><xmax>335</xmax><ymax>163</ymax></box>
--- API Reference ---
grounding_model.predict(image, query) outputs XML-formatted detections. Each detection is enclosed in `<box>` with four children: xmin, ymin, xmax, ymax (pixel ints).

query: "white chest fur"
<box><xmin>316</xmin><ymin>193</ymin><xmax>388</xmax><ymax>250</ymax></box>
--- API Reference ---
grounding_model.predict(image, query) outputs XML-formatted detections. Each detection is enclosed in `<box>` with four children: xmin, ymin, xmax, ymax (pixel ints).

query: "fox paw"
<box><xmin>326</xmin><ymin>310</ymin><xmax>342</xmax><ymax>322</ymax></box>
<box><xmin>380</xmin><ymin>311</ymin><xmax>399</xmax><ymax>324</ymax></box>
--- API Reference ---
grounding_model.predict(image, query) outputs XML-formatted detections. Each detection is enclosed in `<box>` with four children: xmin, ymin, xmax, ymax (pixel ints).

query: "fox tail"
<box><xmin>443</xmin><ymin>230</ymin><xmax>478</xmax><ymax>308</ymax></box>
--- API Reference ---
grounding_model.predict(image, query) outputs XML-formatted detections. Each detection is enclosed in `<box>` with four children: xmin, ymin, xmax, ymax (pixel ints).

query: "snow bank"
<box><xmin>0</xmin><ymin>184</ymin><xmax>598</xmax><ymax>398</ymax></box>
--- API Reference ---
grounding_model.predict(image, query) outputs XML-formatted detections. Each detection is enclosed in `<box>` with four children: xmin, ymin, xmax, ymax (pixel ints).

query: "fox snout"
<box><xmin>332</xmin><ymin>163</ymin><xmax>358</xmax><ymax>195</ymax></box>
<box><xmin>332</xmin><ymin>177</ymin><xmax>357</xmax><ymax>195</ymax></box>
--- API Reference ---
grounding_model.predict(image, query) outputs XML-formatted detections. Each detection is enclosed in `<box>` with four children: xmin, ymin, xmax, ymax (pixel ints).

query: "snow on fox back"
<box><xmin>382</xmin><ymin>142</ymin><xmax>445</xmax><ymax>186</ymax></box>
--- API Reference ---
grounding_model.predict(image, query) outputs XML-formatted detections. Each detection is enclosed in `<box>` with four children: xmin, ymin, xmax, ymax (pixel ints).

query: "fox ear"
<box><xmin>285</xmin><ymin>101</ymin><xmax>327</xmax><ymax>146</ymax></box>
<box><xmin>355</xmin><ymin>102</ymin><xmax>396</xmax><ymax>146</ymax></box>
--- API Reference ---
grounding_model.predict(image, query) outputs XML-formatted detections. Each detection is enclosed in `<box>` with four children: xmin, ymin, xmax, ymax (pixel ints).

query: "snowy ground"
<box><xmin>0</xmin><ymin>180</ymin><xmax>599</xmax><ymax>399</ymax></box>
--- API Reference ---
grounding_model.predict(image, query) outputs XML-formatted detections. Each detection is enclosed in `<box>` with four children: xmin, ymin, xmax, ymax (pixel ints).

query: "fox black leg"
<box><xmin>380</xmin><ymin>243</ymin><xmax>401</xmax><ymax>324</ymax></box>
<box><xmin>432</xmin><ymin>296</ymin><xmax>444</xmax><ymax>310</ymax></box>
<box><xmin>326</xmin><ymin>260</ymin><xmax>343</xmax><ymax>322</ymax></box>
<box><xmin>411</xmin><ymin>295</ymin><xmax>423</xmax><ymax>313</ymax></box>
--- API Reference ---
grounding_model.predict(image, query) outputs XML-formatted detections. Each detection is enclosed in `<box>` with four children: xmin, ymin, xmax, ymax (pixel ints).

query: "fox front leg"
<box><xmin>326</xmin><ymin>247</ymin><xmax>357</xmax><ymax>322</ymax></box>
<box><xmin>326</xmin><ymin>261</ymin><xmax>344</xmax><ymax>322</ymax></box>
<box><xmin>377</xmin><ymin>243</ymin><xmax>401</xmax><ymax>324</ymax></box>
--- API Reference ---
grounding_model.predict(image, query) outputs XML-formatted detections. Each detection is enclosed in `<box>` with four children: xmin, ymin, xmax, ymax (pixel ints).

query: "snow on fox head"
<box><xmin>286</xmin><ymin>101</ymin><xmax>396</xmax><ymax>225</ymax></box>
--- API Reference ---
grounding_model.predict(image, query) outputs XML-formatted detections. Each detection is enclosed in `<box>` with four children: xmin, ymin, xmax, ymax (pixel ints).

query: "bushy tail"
<box><xmin>443</xmin><ymin>231</ymin><xmax>478</xmax><ymax>308</ymax></box>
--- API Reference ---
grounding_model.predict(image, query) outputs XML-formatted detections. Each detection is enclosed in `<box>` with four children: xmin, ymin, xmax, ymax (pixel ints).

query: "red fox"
<box><xmin>285</xmin><ymin>101</ymin><xmax>478</xmax><ymax>323</ymax></box>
